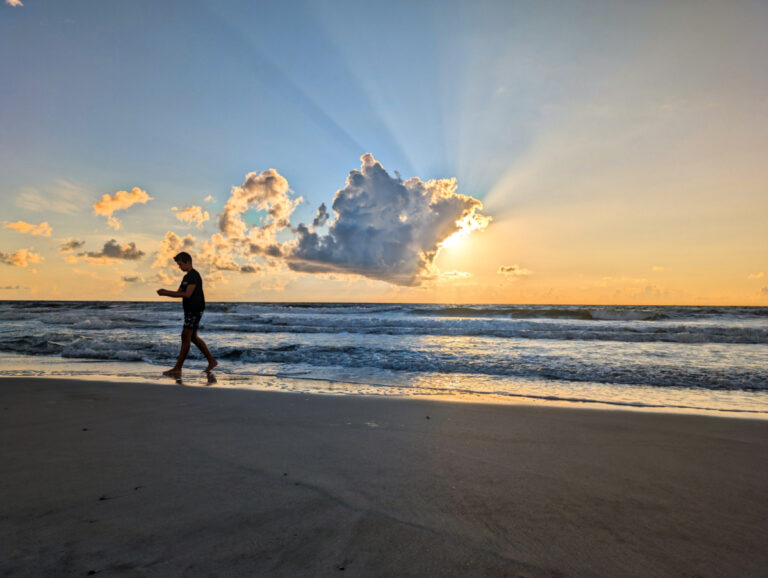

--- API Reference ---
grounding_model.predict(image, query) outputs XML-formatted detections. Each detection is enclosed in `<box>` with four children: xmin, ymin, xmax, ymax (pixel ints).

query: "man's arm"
<box><xmin>157</xmin><ymin>284</ymin><xmax>196</xmax><ymax>298</ymax></box>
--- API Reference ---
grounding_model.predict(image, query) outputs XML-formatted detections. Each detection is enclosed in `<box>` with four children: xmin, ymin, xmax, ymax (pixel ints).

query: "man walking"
<box><xmin>157</xmin><ymin>252</ymin><xmax>217</xmax><ymax>376</ymax></box>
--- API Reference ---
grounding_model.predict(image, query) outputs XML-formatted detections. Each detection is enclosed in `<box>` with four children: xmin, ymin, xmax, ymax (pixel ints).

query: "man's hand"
<box><xmin>157</xmin><ymin>288</ymin><xmax>168</xmax><ymax>296</ymax></box>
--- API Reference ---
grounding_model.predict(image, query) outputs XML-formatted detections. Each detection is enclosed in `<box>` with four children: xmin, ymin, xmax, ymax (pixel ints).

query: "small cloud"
<box><xmin>152</xmin><ymin>231</ymin><xmax>195</xmax><ymax>269</ymax></box>
<box><xmin>652</xmin><ymin>266</ymin><xmax>666</xmax><ymax>272</ymax></box>
<box><xmin>153</xmin><ymin>269</ymin><xmax>179</xmax><ymax>286</ymax></box>
<box><xmin>78</xmin><ymin>239</ymin><xmax>145</xmax><ymax>264</ymax></box>
<box><xmin>175</xmin><ymin>205</ymin><xmax>210</xmax><ymax>228</ymax></box>
<box><xmin>0</xmin><ymin>285</ymin><xmax>27</xmax><ymax>290</ymax></box>
<box><xmin>748</xmin><ymin>272</ymin><xmax>765</xmax><ymax>279</ymax></box>
<box><xmin>634</xmin><ymin>284</ymin><xmax>670</xmax><ymax>298</ymax></box>
<box><xmin>312</xmin><ymin>203</ymin><xmax>329</xmax><ymax>228</ymax></box>
<box><xmin>64</xmin><ymin>256</ymin><xmax>78</xmax><ymax>264</ymax></box>
<box><xmin>3</xmin><ymin>221</ymin><xmax>53</xmax><ymax>237</ymax></box>
<box><xmin>240</xmin><ymin>264</ymin><xmax>262</xmax><ymax>274</ymax></box>
<box><xmin>6</xmin><ymin>0</ymin><xmax>23</xmax><ymax>7</ymax></box>
<box><xmin>122</xmin><ymin>275</ymin><xmax>145</xmax><ymax>283</ymax></box>
<box><xmin>440</xmin><ymin>270</ymin><xmax>472</xmax><ymax>281</ymax></box>
<box><xmin>204</xmin><ymin>195</ymin><xmax>214</xmax><ymax>203</ymax></box>
<box><xmin>59</xmin><ymin>239</ymin><xmax>85</xmax><ymax>253</ymax></box>
<box><xmin>93</xmin><ymin>187</ymin><xmax>152</xmax><ymax>230</ymax></box>
<box><xmin>498</xmin><ymin>264</ymin><xmax>533</xmax><ymax>277</ymax></box>
<box><xmin>0</xmin><ymin>248</ymin><xmax>42</xmax><ymax>268</ymax></box>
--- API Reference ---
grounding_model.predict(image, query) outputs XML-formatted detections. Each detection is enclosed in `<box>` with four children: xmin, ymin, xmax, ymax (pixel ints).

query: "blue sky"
<box><xmin>1</xmin><ymin>0</ymin><xmax>628</xmax><ymax>209</ymax></box>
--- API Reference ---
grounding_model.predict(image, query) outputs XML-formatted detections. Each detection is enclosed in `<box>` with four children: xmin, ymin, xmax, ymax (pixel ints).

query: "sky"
<box><xmin>1</xmin><ymin>0</ymin><xmax>766</xmax><ymax>305</ymax></box>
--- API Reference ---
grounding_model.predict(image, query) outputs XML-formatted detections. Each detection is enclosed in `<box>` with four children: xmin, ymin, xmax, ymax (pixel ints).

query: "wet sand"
<box><xmin>1</xmin><ymin>377</ymin><xmax>767</xmax><ymax>577</ymax></box>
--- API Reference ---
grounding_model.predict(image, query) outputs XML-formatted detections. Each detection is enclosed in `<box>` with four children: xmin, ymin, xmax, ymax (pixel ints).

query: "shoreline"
<box><xmin>2</xmin><ymin>377</ymin><xmax>767</xmax><ymax>576</ymax></box>
<box><xmin>2</xmin><ymin>360</ymin><xmax>768</xmax><ymax>420</ymax></box>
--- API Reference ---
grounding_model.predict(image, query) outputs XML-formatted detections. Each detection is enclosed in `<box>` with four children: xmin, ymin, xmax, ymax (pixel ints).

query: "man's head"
<box><xmin>173</xmin><ymin>252</ymin><xmax>193</xmax><ymax>271</ymax></box>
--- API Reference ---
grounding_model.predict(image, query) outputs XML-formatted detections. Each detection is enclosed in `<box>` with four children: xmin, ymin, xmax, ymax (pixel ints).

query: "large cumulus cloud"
<box><xmin>153</xmin><ymin>155</ymin><xmax>489</xmax><ymax>287</ymax></box>
<box><xmin>287</xmin><ymin>154</ymin><xmax>490</xmax><ymax>286</ymax></box>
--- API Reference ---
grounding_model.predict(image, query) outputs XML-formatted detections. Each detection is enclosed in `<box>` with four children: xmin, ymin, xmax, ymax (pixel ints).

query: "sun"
<box><xmin>439</xmin><ymin>230</ymin><xmax>466</xmax><ymax>251</ymax></box>
<box><xmin>438</xmin><ymin>213</ymin><xmax>491</xmax><ymax>252</ymax></box>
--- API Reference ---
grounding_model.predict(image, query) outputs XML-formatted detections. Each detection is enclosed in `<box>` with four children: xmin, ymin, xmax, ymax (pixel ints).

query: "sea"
<box><xmin>1</xmin><ymin>301</ymin><xmax>767</xmax><ymax>417</ymax></box>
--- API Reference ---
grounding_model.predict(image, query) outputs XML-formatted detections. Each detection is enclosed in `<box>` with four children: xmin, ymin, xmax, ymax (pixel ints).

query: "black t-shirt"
<box><xmin>180</xmin><ymin>269</ymin><xmax>205</xmax><ymax>312</ymax></box>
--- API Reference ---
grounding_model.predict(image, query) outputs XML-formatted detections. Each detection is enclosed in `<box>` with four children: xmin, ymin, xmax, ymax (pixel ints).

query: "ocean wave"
<box><xmin>198</xmin><ymin>318</ymin><xmax>768</xmax><ymax>344</ymax></box>
<box><xmin>1</xmin><ymin>333</ymin><xmax>765</xmax><ymax>391</ymax></box>
<box><xmin>216</xmin><ymin>344</ymin><xmax>768</xmax><ymax>390</ymax></box>
<box><xmin>411</xmin><ymin>306</ymin><xmax>607</xmax><ymax>320</ymax></box>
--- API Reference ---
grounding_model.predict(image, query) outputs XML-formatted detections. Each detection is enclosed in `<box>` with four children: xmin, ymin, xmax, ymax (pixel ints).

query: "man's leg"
<box><xmin>163</xmin><ymin>328</ymin><xmax>193</xmax><ymax>376</ymax></box>
<box><xmin>192</xmin><ymin>331</ymin><xmax>218</xmax><ymax>372</ymax></box>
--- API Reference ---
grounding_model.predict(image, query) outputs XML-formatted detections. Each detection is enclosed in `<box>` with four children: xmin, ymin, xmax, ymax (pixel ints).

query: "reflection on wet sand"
<box><xmin>164</xmin><ymin>371</ymin><xmax>218</xmax><ymax>387</ymax></box>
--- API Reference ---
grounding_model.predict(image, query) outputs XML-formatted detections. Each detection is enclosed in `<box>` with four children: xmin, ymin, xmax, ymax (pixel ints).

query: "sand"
<box><xmin>1</xmin><ymin>377</ymin><xmax>767</xmax><ymax>577</ymax></box>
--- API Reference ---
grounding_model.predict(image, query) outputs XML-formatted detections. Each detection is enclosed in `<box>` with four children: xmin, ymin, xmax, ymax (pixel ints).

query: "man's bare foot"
<box><xmin>205</xmin><ymin>360</ymin><xmax>218</xmax><ymax>373</ymax></box>
<box><xmin>163</xmin><ymin>368</ymin><xmax>182</xmax><ymax>376</ymax></box>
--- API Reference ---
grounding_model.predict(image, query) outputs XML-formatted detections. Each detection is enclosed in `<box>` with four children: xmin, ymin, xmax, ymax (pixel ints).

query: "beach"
<box><xmin>2</xmin><ymin>377</ymin><xmax>767</xmax><ymax>577</ymax></box>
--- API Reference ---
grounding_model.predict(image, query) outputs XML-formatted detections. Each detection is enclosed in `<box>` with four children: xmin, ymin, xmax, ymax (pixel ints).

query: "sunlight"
<box><xmin>439</xmin><ymin>212</ymin><xmax>491</xmax><ymax>252</ymax></box>
<box><xmin>439</xmin><ymin>230</ymin><xmax>465</xmax><ymax>251</ymax></box>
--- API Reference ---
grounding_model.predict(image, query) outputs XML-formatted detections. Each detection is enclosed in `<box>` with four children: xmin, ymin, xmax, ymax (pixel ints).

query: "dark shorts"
<box><xmin>183</xmin><ymin>310</ymin><xmax>203</xmax><ymax>331</ymax></box>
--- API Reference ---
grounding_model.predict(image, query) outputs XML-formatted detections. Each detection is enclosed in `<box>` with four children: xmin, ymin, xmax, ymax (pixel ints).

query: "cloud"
<box><xmin>152</xmin><ymin>231</ymin><xmax>195</xmax><ymax>269</ymax></box>
<box><xmin>122</xmin><ymin>275</ymin><xmax>145</xmax><ymax>283</ymax></box>
<box><xmin>498</xmin><ymin>264</ymin><xmax>533</xmax><ymax>277</ymax></box>
<box><xmin>153</xmin><ymin>269</ymin><xmax>179</xmax><ymax>286</ymax></box>
<box><xmin>652</xmin><ymin>266</ymin><xmax>667</xmax><ymax>272</ymax></box>
<box><xmin>93</xmin><ymin>187</ymin><xmax>152</xmax><ymax>230</ymax></box>
<box><xmin>2</xmin><ymin>221</ymin><xmax>53</xmax><ymax>237</ymax></box>
<box><xmin>212</xmin><ymin>168</ymin><xmax>303</xmax><ymax>267</ymax></box>
<box><xmin>6</xmin><ymin>0</ymin><xmax>23</xmax><ymax>7</ymax></box>
<box><xmin>160</xmin><ymin>155</ymin><xmax>489</xmax><ymax>285</ymax></box>
<box><xmin>204</xmin><ymin>195</ymin><xmax>214</xmax><ymax>203</ymax></box>
<box><xmin>748</xmin><ymin>272</ymin><xmax>765</xmax><ymax>279</ymax></box>
<box><xmin>0</xmin><ymin>285</ymin><xmax>27</xmax><ymax>290</ymax></box>
<box><xmin>199</xmin><ymin>233</ymin><xmax>241</xmax><ymax>271</ymax></box>
<box><xmin>219</xmin><ymin>169</ymin><xmax>301</xmax><ymax>240</ymax></box>
<box><xmin>312</xmin><ymin>203</ymin><xmax>329</xmax><ymax>228</ymax></box>
<box><xmin>287</xmin><ymin>154</ymin><xmax>490</xmax><ymax>286</ymax></box>
<box><xmin>440</xmin><ymin>270</ymin><xmax>472</xmax><ymax>280</ymax></box>
<box><xmin>0</xmin><ymin>248</ymin><xmax>42</xmax><ymax>268</ymax></box>
<box><xmin>634</xmin><ymin>284</ymin><xmax>670</xmax><ymax>298</ymax></box>
<box><xmin>175</xmin><ymin>205</ymin><xmax>210</xmax><ymax>227</ymax></box>
<box><xmin>253</xmin><ymin>275</ymin><xmax>292</xmax><ymax>292</ymax></box>
<box><xmin>59</xmin><ymin>239</ymin><xmax>86</xmax><ymax>253</ymax></box>
<box><xmin>78</xmin><ymin>239</ymin><xmax>145</xmax><ymax>264</ymax></box>
<box><xmin>15</xmin><ymin>181</ymin><xmax>89</xmax><ymax>215</ymax></box>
